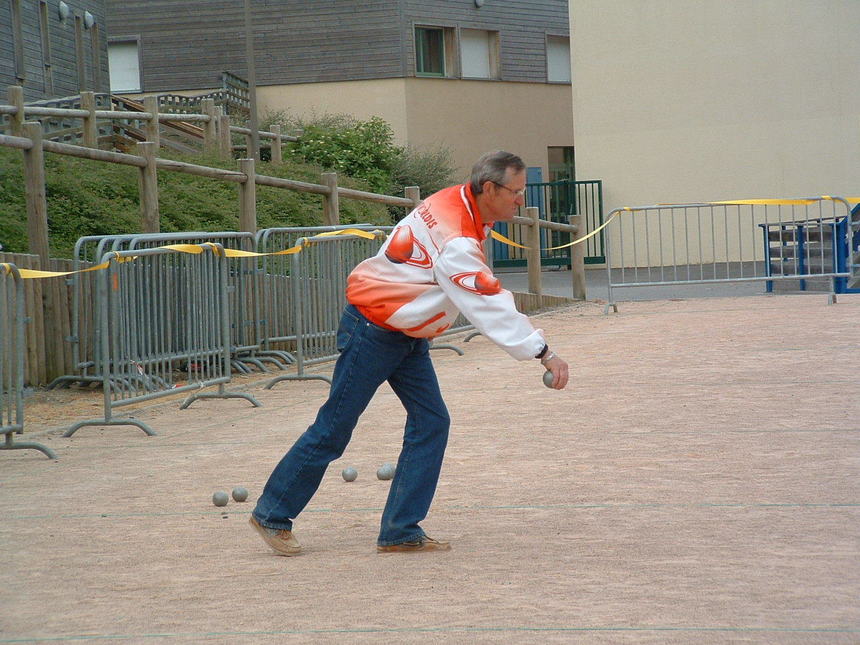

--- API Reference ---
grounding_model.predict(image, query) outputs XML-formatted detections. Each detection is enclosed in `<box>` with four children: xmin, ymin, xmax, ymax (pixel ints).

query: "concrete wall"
<box><xmin>259</xmin><ymin>77</ymin><xmax>574</xmax><ymax>180</ymax></box>
<box><xmin>403</xmin><ymin>78</ymin><xmax>573</xmax><ymax>180</ymax></box>
<box><xmin>570</xmin><ymin>0</ymin><xmax>860</xmax><ymax>215</ymax></box>
<box><xmin>257</xmin><ymin>79</ymin><xmax>410</xmax><ymax>147</ymax></box>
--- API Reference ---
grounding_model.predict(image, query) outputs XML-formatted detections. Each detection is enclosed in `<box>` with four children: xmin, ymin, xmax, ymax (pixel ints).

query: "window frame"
<box><xmin>459</xmin><ymin>28</ymin><xmax>500</xmax><ymax>80</ymax></box>
<box><xmin>415</xmin><ymin>26</ymin><xmax>445</xmax><ymax>77</ymax></box>
<box><xmin>414</xmin><ymin>24</ymin><xmax>457</xmax><ymax>78</ymax></box>
<box><xmin>108</xmin><ymin>36</ymin><xmax>144</xmax><ymax>93</ymax></box>
<box><xmin>545</xmin><ymin>34</ymin><xmax>571</xmax><ymax>84</ymax></box>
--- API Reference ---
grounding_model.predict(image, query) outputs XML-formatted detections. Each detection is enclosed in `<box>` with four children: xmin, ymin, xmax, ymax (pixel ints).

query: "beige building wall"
<box><xmin>402</xmin><ymin>78</ymin><xmax>573</xmax><ymax>181</ymax></box>
<box><xmin>258</xmin><ymin>79</ymin><xmax>410</xmax><ymax>144</ymax></box>
<box><xmin>258</xmin><ymin>78</ymin><xmax>573</xmax><ymax>182</ymax></box>
<box><xmin>570</xmin><ymin>0</ymin><xmax>860</xmax><ymax>214</ymax></box>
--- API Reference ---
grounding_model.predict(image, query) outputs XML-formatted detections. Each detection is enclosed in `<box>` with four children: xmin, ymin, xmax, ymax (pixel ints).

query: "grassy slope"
<box><xmin>0</xmin><ymin>146</ymin><xmax>393</xmax><ymax>259</ymax></box>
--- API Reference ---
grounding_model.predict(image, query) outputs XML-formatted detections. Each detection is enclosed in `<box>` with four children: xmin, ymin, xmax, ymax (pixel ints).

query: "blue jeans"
<box><xmin>253</xmin><ymin>304</ymin><xmax>451</xmax><ymax>546</ymax></box>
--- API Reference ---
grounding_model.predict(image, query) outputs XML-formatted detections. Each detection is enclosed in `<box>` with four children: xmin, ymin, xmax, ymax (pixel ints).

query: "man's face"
<box><xmin>480</xmin><ymin>169</ymin><xmax>526</xmax><ymax>223</ymax></box>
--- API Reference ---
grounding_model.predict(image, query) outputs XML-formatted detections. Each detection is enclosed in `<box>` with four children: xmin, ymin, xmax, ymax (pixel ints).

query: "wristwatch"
<box><xmin>535</xmin><ymin>344</ymin><xmax>549</xmax><ymax>360</ymax></box>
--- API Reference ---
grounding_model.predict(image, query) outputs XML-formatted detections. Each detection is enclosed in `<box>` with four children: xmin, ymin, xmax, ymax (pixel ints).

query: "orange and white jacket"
<box><xmin>347</xmin><ymin>183</ymin><xmax>546</xmax><ymax>361</ymax></box>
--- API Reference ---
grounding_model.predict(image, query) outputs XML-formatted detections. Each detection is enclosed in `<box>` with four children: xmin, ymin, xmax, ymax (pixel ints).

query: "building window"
<box><xmin>415</xmin><ymin>27</ymin><xmax>445</xmax><ymax>76</ymax></box>
<box><xmin>460</xmin><ymin>29</ymin><xmax>499</xmax><ymax>79</ymax></box>
<box><xmin>546</xmin><ymin>35</ymin><xmax>571</xmax><ymax>83</ymax></box>
<box><xmin>415</xmin><ymin>26</ymin><xmax>457</xmax><ymax>77</ymax></box>
<box><xmin>108</xmin><ymin>39</ymin><xmax>142</xmax><ymax>92</ymax></box>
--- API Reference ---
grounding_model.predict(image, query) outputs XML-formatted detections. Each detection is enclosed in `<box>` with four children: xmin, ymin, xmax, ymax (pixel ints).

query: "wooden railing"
<box><xmin>0</xmin><ymin>82</ymin><xmax>584</xmax><ymax>383</ymax></box>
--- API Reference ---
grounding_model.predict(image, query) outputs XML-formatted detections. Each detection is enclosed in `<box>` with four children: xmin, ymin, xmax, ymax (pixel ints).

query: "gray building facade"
<box><xmin>1</xmin><ymin>0</ymin><xmax>110</xmax><ymax>101</ymax></box>
<box><xmin>105</xmin><ymin>0</ymin><xmax>570</xmax><ymax>92</ymax></box>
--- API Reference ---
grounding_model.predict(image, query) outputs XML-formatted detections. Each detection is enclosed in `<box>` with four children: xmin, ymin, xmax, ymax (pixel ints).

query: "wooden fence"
<box><xmin>0</xmin><ymin>84</ymin><xmax>583</xmax><ymax>385</ymax></box>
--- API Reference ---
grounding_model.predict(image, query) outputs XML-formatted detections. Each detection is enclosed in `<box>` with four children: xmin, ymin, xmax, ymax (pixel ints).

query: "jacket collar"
<box><xmin>460</xmin><ymin>183</ymin><xmax>488</xmax><ymax>242</ymax></box>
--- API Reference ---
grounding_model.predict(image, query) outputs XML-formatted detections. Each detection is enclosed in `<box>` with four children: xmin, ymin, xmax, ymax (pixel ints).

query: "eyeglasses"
<box><xmin>492</xmin><ymin>181</ymin><xmax>526</xmax><ymax>198</ymax></box>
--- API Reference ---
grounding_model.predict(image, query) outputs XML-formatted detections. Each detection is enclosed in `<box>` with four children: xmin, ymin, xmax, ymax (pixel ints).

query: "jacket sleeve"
<box><xmin>434</xmin><ymin>236</ymin><xmax>546</xmax><ymax>360</ymax></box>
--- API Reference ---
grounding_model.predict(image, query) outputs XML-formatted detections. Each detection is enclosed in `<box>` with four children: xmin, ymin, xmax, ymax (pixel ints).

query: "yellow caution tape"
<box><xmin>490</xmin><ymin>230</ymin><xmax>528</xmax><ymax>249</ymax></box>
<box><xmin>491</xmin><ymin>212</ymin><xmax>619</xmax><ymax>251</ymax></box>
<box><xmin>5</xmin><ymin>260</ymin><xmax>111</xmax><ymax>280</ymax></box>
<box><xmin>713</xmin><ymin>198</ymin><xmax>827</xmax><ymax>206</ymax></box>
<box><xmin>544</xmin><ymin>212</ymin><xmax>619</xmax><ymax>250</ymax></box>
<box><xmin>4</xmin><ymin>229</ymin><xmax>387</xmax><ymax>280</ymax></box>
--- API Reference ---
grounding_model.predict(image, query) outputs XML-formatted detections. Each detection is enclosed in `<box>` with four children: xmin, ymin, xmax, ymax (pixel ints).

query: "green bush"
<box><xmin>262</xmin><ymin>110</ymin><xmax>458</xmax><ymax>205</ymax></box>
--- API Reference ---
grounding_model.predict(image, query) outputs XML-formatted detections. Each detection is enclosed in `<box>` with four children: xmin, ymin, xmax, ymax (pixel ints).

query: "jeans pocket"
<box><xmin>336</xmin><ymin>309</ymin><xmax>360</xmax><ymax>352</ymax></box>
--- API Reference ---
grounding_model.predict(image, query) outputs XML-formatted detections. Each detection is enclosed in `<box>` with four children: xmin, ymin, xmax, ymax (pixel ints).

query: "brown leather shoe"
<box><xmin>377</xmin><ymin>535</ymin><xmax>451</xmax><ymax>553</ymax></box>
<box><xmin>249</xmin><ymin>516</ymin><xmax>301</xmax><ymax>556</ymax></box>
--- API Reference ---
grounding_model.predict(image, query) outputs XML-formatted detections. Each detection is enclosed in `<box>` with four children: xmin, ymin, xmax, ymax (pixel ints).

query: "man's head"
<box><xmin>470</xmin><ymin>151</ymin><xmax>527</xmax><ymax>223</ymax></box>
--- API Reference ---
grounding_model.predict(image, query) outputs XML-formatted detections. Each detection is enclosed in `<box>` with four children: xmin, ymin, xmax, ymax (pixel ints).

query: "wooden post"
<box><xmin>321</xmin><ymin>172</ymin><xmax>339</xmax><ymax>226</ymax></box>
<box><xmin>8</xmin><ymin>85</ymin><xmax>24</xmax><ymax>136</ymax></box>
<box><xmin>22</xmin><ymin>123</ymin><xmax>50</xmax><ymax>266</ymax></box>
<box><xmin>80</xmin><ymin>91</ymin><xmax>97</xmax><ymax>148</ymax></box>
<box><xmin>202</xmin><ymin>98</ymin><xmax>217</xmax><ymax>155</ymax></box>
<box><xmin>219</xmin><ymin>112</ymin><xmax>232</xmax><ymax>160</ymax></box>
<box><xmin>137</xmin><ymin>141</ymin><xmax>159</xmax><ymax>232</ymax></box>
<box><xmin>526</xmin><ymin>206</ymin><xmax>542</xmax><ymax>297</ymax></box>
<box><xmin>238</xmin><ymin>158</ymin><xmax>257</xmax><ymax>233</ymax></box>
<box><xmin>404</xmin><ymin>185</ymin><xmax>420</xmax><ymax>210</ymax></box>
<box><xmin>22</xmin><ymin>124</ymin><xmax>59</xmax><ymax>383</ymax></box>
<box><xmin>270</xmin><ymin>124</ymin><xmax>282</xmax><ymax>165</ymax></box>
<box><xmin>569</xmin><ymin>214</ymin><xmax>586</xmax><ymax>300</ymax></box>
<box><xmin>143</xmin><ymin>95</ymin><xmax>160</xmax><ymax>149</ymax></box>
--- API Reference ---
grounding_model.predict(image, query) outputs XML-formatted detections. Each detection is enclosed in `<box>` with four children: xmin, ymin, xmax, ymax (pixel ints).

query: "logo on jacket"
<box><xmin>450</xmin><ymin>271</ymin><xmax>502</xmax><ymax>295</ymax></box>
<box><xmin>384</xmin><ymin>226</ymin><xmax>432</xmax><ymax>268</ymax></box>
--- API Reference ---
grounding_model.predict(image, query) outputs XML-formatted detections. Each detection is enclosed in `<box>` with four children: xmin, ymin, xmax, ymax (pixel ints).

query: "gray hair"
<box><xmin>469</xmin><ymin>151</ymin><xmax>526</xmax><ymax>194</ymax></box>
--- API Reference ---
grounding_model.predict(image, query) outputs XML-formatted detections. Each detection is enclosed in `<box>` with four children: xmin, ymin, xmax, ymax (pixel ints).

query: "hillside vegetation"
<box><xmin>0</xmin><ymin>146</ymin><xmax>394</xmax><ymax>259</ymax></box>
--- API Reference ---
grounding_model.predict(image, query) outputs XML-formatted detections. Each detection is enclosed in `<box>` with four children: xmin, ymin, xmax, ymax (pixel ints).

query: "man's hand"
<box><xmin>541</xmin><ymin>353</ymin><xmax>569</xmax><ymax>390</ymax></box>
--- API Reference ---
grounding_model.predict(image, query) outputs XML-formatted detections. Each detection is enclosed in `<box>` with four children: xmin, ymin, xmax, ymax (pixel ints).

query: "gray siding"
<box><xmin>0</xmin><ymin>1</ymin><xmax>110</xmax><ymax>102</ymax></box>
<box><xmin>401</xmin><ymin>0</ymin><xmax>569</xmax><ymax>82</ymax></box>
<box><xmin>105</xmin><ymin>0</ymin><xmax>568</xmax><ymax>93</ymax></box>
<box><xmin>107</xmin><ymin>0</ymin><xmax>404</xmax><ymax>92</ymax></box>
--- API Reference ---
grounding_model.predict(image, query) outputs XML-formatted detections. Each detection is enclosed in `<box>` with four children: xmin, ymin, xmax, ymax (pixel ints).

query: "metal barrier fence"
<box><xmin>0</xmin><ymin>263</ymin><xmax>56</xmax><ymax>459</ymax></box>
<box><xmin>264</xmin><ymin>231</ymin><xmax>390</xmax><ymax>388</ymax></box>
<box><xmin>52</xmin><ymin>230</ymin><xmax>267</xmax><ymax>389</ymax></box>
<box><xmin>604</xmin><ymin>198</ymin><xmax>853</xmax><ymax>308</ymax></box>
<box><xmin>64</xmin><ymin>245</ymin><xmax>260</xmax><ymax>437</ymax></box>
<box><xmin>254</xmin><ymin>225</ymin><xmax>392</xmax><ymax>368</ymax></box>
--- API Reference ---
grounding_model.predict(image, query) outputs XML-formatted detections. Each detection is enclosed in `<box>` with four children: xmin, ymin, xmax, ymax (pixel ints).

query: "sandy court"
<box><xmin>1</xmin><ymin>293</ymin><xmax>858</xmax><ymax>644</ymax></box>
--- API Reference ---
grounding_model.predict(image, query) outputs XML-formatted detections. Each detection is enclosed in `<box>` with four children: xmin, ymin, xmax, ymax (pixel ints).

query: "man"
<box><xmin>250</xmin><ymin>150</ymin><xmax>569</xmax><ymax>555</ymax></box>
